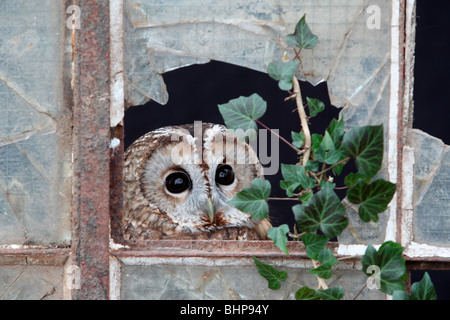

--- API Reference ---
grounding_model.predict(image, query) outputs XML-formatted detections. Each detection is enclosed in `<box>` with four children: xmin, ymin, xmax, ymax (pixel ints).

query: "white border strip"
<box><xmin>401</xmin><ymin>146</ymin><xmax>415</xmax><ymax>246</ymax></box>
<box><xmin>110</xmin><ymin>256</ymin><xmax>122</xmax><ymax>300</ymax></box>
<box><xmin>405</xmin><ymin>242</ymin><xmax>450</xmax><ymax>258</ymax></box>
<box><xmin>385</xmin><ymin>0</ymin><xmax>401</xmax><ymax>243</ymax></box>
<box><xmin>110</xmin><ymin>0</ymin><xmax>124</xmax><ymax>127</ymax></box>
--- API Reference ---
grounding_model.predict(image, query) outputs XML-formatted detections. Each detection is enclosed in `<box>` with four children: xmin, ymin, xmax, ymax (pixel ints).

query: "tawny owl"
<box><xmin>123</xmin><ymin>122</ymin><xmax>271</xmax><ymax>241</ymax></box>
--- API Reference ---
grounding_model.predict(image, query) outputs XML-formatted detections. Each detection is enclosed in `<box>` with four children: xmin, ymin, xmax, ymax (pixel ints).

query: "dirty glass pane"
<box><xmin>0</xmin><ymin>265</ymin><xmax>64</xmax><ymax>300</ymax></box>
<box><xmin>124</xmin><ymin>0</ymin><xmax>392</xmax><ymax>244</ymax></box>
<box><xmin>120</xmin><ymin>259</ymin><xmax>384</xmax><ymax>300</ymax></box>
<box><xmin>0</xmin><ymin>0</ymin><xmax>71</xmax><ymax>245</ymax></box>
<box><xmin>409</xmin><ymin>130</ymin><xmax>450</xmax><ymax>246</ymax></box>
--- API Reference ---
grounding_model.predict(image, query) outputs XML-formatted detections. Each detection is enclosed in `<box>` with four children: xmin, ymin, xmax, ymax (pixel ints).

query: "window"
<box><xmin>0</xmin><ymin>0</ymin><xmax>448</xmax><ymax>300</ymax></box>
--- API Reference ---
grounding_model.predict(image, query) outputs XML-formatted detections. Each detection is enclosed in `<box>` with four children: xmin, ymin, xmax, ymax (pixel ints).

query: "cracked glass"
<box><xmin>120</xmin><ymin>259</ymin><xmax>384</xmax><ymax>300</ymax></box>
<box><xmin>0</xmin><ymin>265</ymin><xmax>64</xmax><ymax>300</ymax></box>
<box><xmin>408</xmin><ymin>130</ymin><xmax>450</xmax><ymax>246</ymax></box>
<box><xmin>0</xmin><ymin>0</ymin><xmax>71</xmax><ymax>245</ymax></box>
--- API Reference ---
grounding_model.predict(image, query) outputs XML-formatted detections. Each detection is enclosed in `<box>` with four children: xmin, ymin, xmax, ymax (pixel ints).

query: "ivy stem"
<box><xmin>267</xmin><ymin>197</ymin><xmax>301</xmax><ymax>201</ymax></box>
<box><xmin>254</xmin><ymin>119</ymin><xmax>302</xmax><ymax>154</ymax></box>
<box><xmin>292</xmin><ymin>76</ymin><xmax>311</xmax><ymax>166</ymax></box>
<box><xmin>316</xmin><ymin>157</ymin><xmax>351</xmax><ymax>177</ymax></box>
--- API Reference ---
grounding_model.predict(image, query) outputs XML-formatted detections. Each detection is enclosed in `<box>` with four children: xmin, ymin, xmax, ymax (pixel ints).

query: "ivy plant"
<box><xmin>217</xmin><ymin>14</ymin><xmax>436</xmax><ymax>300</ymax></box>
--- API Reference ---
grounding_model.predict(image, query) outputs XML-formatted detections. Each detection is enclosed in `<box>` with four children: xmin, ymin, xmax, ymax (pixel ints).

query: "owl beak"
<box><xmin>206</xmin><ymin>197</ymin><xmax>215</xmax><ymax>223</ymax></box>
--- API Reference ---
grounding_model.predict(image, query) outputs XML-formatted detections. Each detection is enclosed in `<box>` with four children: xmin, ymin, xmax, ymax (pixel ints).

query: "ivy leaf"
<box><xmin>308</xmin><ymin>248</ymin><xmax>339</xmax><ymax>279</ymax></box>
<box><xmin>305</xmin><ymin>160</ymin><xmax>319</xmax><ymax>172</ymax></box>
<box><xmin>298</xmin><ymin>191</ymin><xmax>313</xmax><ymax>205</ymax></box>
<box><xmin>295</xmin><ymin>286</ymin><xmax>320</xmax><ymax>300</ymax></box>
<box><xmin>306</xmin><ymin>97</ymin><xmax>325</xmax><ymax>117</ymax></box>
<box><xmin>295</xmin><ymin>286</ymin><xmax>344</xmax><ymax>300</ymax></box>
<box><xmin>268</xmin><ymin>61</ymin><xmax>299</xmax><ymax>91</ymax></box>
<box><xmin>362</xmin><ymin>242</ymin><xmax>407</xmax><ymax>295</ymax></box>
<box><xmin>291</xmin><ymin>131</ymin><xmax>305</xmax><ymax>148</ymax></box>
<box><xmin>311</xmin><ymin>134</ymin><xmax>323</xmax><ymax>151</ymax></box>
<box><xmin>410</xmin><ymin>272</ymin><xmax>437</xmax><ymax>300</ymax></box>
<box><xmin>393</xmin><ymin>273</ymin><xmax>437</xmax><ymax>300</ymax></box>
<box><xmin>319</xmin><ymin>180</ymin><xmax>336</xmax><ymax>192</ymax></box>
<box><xmin>286</xmin><ymin>14</ymin><xmax>318</xmax><ymax>49</ymax></box>
<box><xmin>341</xmin><ymin>125</ymin><xmax>384</xmax><ymax>179</ymax></box>
<box><xmin>293</xmin><ymin>187</ymin><xmax>348</xmax><ymax>238</ymax></box>
<box><xmin>253</xmin><ymin>256</ymin><xmax>287</xmax><ymax>290</ymax></box>
<box><xmin>218</xmin><ymin>93</ymin><xmax>267</xmax><ymax>134</ymax></box>
<box><xmin>314</xmin><ymin>131</ymin><xmax>343</xmax><ymax>165</ymax></box>
<box><xmin>316</xmin><ymin>286</ymin><xmax>345</xmax><ymax>300</ymax></box>
<box><xmin>326</xmin><ymin>118</ymin><xmax>345</xmax><ymax>148</ymax></box>
<box><xmin>344</xmin><ymin>172</ymin><xmax>365</xmax><ymax>187</ymax></box>
<box><xmin>280</xmin><ymin>164</ymin><xmax>315</xmax><ymax>197</ymax></box>
<box><xmin>228</xmin><ymin>178</ymin><xmax>271</xmax><ymax>220</ymax></box>
<box><xmin>302</xmin><ymin>233</ymin><xmax>329</xmax><ymax>260</ymax></box>
<box><xmin>347</xmin><ymin>179</ymin><xmax>396</xmax><ymax>222</ymax></box>
<box><xmin>268</xmin><ymin>225</ymin><xmax>290</xmax><ymax>255</ymax></box>
<box><xmin>392</xmin><ymin>291</ymin><xmax>411</xmax><ymax>300</ymax></box>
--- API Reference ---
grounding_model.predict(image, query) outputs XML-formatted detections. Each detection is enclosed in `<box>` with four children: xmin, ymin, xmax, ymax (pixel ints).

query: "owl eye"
<box><xmin>215</xmin><ymin>164</ymin><xmax>235</xmax><ymax>186</ymax></box>
<box><xmin>165</xmin><ymin>171</ymin><xmax>192</xmax><ymax>194</ymax></box>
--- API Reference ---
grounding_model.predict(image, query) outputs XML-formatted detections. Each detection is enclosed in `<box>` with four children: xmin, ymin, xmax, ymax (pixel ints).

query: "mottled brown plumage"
<box><xmin>123</xmin><ymin>123</ymin><xmax>271</xmax><ymax>240</ymax></box>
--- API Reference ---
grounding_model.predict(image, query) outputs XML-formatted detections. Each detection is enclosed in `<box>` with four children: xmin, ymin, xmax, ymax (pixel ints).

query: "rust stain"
<box><xmin>71</xmin><ymin>0</ymin><xmax>111</xmax><ymax>300</ymax></box>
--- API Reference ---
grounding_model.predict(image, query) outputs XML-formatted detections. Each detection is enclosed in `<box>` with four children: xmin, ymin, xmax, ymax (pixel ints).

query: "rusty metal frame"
<box><xmin>71</xmin><ymin>0</ymin><xmax>111</xmax><ymax>300</ymax></box>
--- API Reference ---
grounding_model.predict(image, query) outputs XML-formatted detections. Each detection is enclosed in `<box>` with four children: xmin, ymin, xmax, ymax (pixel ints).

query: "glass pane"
<box><xmin>0</xmin><ymin>265</ymin><xmax>64</xmax><ymax>300</ymax></box>
<box><xmin>0</xmin><ymin>0</ymin><xmax>71</xmax><ymax>245</ymax></box>
<box><xmin>120</xmin><ymin>260</ymin><xmax>384</xmax><ymax>300</ymax></box>
<box><xmin>409</xmin><ymin>130</ymin><xmax>450</xmax><ymax>246</ymax></box>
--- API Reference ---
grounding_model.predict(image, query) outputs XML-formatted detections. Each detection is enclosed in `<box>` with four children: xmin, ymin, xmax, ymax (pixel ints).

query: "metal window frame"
<box><xmin>1</xmin><ymin>0</ymin><xmax>449</xmax><ymax>301</ymax></box>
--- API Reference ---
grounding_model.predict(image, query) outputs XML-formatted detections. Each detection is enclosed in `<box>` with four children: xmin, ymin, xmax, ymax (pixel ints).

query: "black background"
<box><xmin>124</xmin><ymin>1</ymin><xmax>450</xmax><ymax>299</ymax></box>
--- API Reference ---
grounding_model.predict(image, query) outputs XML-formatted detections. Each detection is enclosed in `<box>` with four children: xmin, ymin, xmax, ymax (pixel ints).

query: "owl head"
<box><xmin>123</xmin><ymin>122</ymin><xmax>271</xmax><ymax>240</ymax></box>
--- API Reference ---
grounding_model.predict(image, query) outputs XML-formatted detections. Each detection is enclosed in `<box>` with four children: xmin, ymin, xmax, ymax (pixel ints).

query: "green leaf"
<box><xmin>293</xmin><ymin>187</ymin><xmax>348</xmax><ymax>238</ymax></box>
<box><xmin>286</xmin><ymin>14</ymin><xmax>318</xmax><ymax>49</ymax></box>
<box><xmin>306</xmin><ymin>97</ymin><xmax>325</xmax><ymax>117</ymax></box>
<box><xmin>410</xmin><ymin>272</ymin><xmax>437</xmax><ymax>300</ymax></box>
<box><xmin>393</xmin><ymin>273</ymin><xmax>437</xmax><ymax>300</ymax></box>
<box><xmin>314</xmin><ymin>132</ymin><xmax>343</xmax><ymax>165</ymax></box>
<box><xmin>218</xmin><ymin>94</ymin><xmax>267</xmax><ymax>134</ymax></box>
<box><xmin>347</xmin><ymin>179</ymin><xmax>396</xmax><ymax>222</ymax></box>
<box><xmin>298</xmin><ymin>191</ymin><xmax>313</xmax><ymax>205</ymax></box>
<box><xmin>311</xmin><ymin>134</ymin><xmax>323</xmax><ymax>151</ymax></box>
<box><xmin>331</xmin><ymin>162</ymin><xmax>345</xmax><ymax>176</ymax></box>
<box><xmin>362</xmin><ymin>242</ymin><xmax>407</xmax><ymax>295</ymax></box>
<box><xmin>326</xmin><ymin>118</ymin><xmax>345</xmax><ymax>148</ymax></box>
<box><xmin>228</xmin><ymin>178</ymin><xmax>271</xmax><ymax>220</ymax></box>
<box><xmin>316</xmin><ymin>286</ymin><xmax>344</xmax><ymax>300</ymax></box>
<box><xmin>268</xmin><ymin>225</ymin><xmax>290</xmax><ymax>255</ymax></box>
<box><xmin>253</xmin><ymin>256</ymin><xmax>287</xmax><ymax>290</ymax></box>
<box><xmin>295</xmin><ymin>286</ymin><xmax>320</xmax><ymax>300</ymax></box>
<box><xmin>268</xmin><ymin>61</ymin><xmax>299</xmax><ymax>91</ymax></box>
<box><xmin>302</xmin><ymin>233</ymin><xmax>329</xmax><ymax>260</ymax></box>
<box><xmin>305</xmin><ymin>160</ymin><xmax>319</xmax><ymax>172</ymax></box>
<box><xmin>280</xmin><ymin>164</ymin><xmax>315</xmax><ymax>197</ymax></box>
<box><xmin>341</xmin><ymin>125</ymin><xmax>384</xmax><ymax>179</ymax></box>
<box><xmin>308</xmin><ymin>248</ymin><xmax>338</xmax><ymax>279</ymax></box>
<box><xmin>319</xmin><ymin>180</ymin><xmax>336</xmax><ymax>192</ymax></box>
<box><xmin>392</xmin><ymin>290</ymin><xmax>411</xmax><ymax>300</ymax></box>
<box><xmin>344</xmin><ymin>172</ymin><xmax>364</xmax><ymax>187</ymax></box>
<box><xmin>291</xmin><ymin>131</ymin><xmax>305</xmax><ymax>148</ymax></box>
